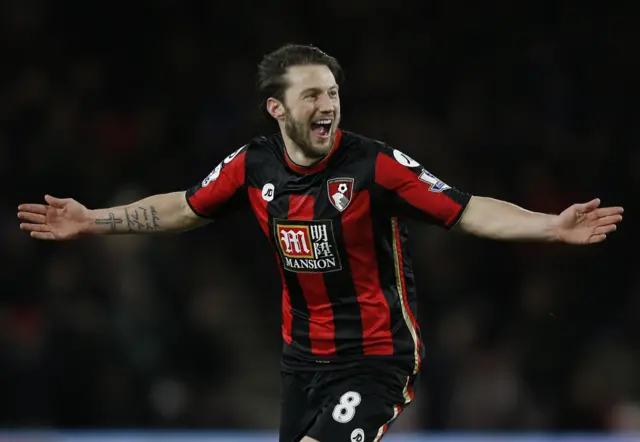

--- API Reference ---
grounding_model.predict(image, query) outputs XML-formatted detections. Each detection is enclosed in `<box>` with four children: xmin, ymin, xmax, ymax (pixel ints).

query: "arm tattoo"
<box><xmin>150</xmin><ymin>206</ymin><xmax>161</xmax><ymax>229</ymax></box>
<box><xmin>95</xmin><ymin>212</ymin><xmax>124</xmax><ymax>232</ymax></box>
<box><xmin>125</xmin><ymin>206</ymin><xmax>161</xmax><ymax>232</ymax></box>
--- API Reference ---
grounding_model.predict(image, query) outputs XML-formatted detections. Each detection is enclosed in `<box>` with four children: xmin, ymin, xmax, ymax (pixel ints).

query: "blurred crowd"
<box><xmin>1</xmin><ymin>0</ymin><xmax>638</xmax><ymax>432</ymax></box>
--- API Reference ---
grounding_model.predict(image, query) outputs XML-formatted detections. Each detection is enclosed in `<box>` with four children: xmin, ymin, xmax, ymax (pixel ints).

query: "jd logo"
<box><xmin>262</xmin><ymin>183</ymin><xmax>275</xmax><ymax>202</ymax></box>
<box><xmin>350</xmin><ymin>428</ymin><xmax>364</xmax><ymax>442</ymax></box>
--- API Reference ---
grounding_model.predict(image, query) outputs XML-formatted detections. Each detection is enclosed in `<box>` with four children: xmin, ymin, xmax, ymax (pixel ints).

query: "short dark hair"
<box><xmin>256</xmin><ymin>44</ymin><xmax>344</xmax><ymax>116</ymax></box>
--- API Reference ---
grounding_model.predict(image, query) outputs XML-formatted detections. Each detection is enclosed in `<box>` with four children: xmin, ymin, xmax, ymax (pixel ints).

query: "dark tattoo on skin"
<box><xmin>149</xmin><ymin>206</ymin><xmax>160</xmax><ymax>229</ymax></box>
<box><xmin>95</xmin><ymin>212</ymin><xmax>123</xmax><ymax>232</ymax></box>
<box><xmin>125</xmin><ymin>206</ymin><xmax>161</xmax><ymax>232</ymax></box>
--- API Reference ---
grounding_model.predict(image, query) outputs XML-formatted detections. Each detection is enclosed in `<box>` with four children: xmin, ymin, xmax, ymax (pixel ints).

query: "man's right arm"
<box><xmin>19</xmin><ymin>145</ymin><xmax>248</xmax><ymax>240</ymax></box>
<box><xmin>88</xmin><ymin>144</ymin><xmax>249</xmax><ymax>235</ymax></box>
<box><xmin>87</xmin><ymin>191</ymin><xmax>209</xmax><ymax>235</ymax></box>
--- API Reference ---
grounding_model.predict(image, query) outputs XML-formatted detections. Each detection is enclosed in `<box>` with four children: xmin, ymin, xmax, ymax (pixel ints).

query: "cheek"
<box><xmin>295</xmin><ymin>103</ymin><xmax>315</xmax><ymax>119</ymax></box>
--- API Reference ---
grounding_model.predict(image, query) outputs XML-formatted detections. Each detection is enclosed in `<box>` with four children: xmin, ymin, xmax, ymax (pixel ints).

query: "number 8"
<box><xmin>332</xmin><ymin>391</ymin><xmax>361</xmax><ymax>423</ymax></box>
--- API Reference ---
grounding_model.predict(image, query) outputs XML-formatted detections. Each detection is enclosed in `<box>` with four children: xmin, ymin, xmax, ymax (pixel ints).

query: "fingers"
<box><xmin>589</xmin><ymin>234</ymin><xmax>607</xmax><ymax>244</ymax></box>
<box><xmin>576</xmin><ymin>198</ymin><xmax>601</xmax><ymax>212</ymax></box>
<box><xmin>578</xmin><ymin>205</ymin><xmax>624</xmax><ymax>218</ymax></box>
<box><xmin>595</xmin><ymin>214</ymin><xmax>623</xmax><ymax>226</ymax></box>
<box><xmin>596</xmin><ymin>207</ymin><xmax>624</xmax><ymax>219</ymax></box>
<box><xmin>609</xmin><ymin>206</ymin><xmax>624</xmax><ymax>214</ymax></box>
<box><xmin>44</xmin><ymin>195</ymin><xmax>68</xmax><ymax>208</ymax></box>
<box><xmin>17</xmin><ymin>204</ymin><xmax>48</xmax><ymax>215</ymax></box>
<box><xmin>17</xmin><ymin>211</ymin><xmax>46</xmax><ymax>224</ymax></box>
<box><xmin>30</xmin><ymin>231</ymin><xmax>56</xmax><ymax>240</ymax></box>
<box><xmin>594</xmin><ymin>224</ymin><xmax>617</xmax><ymax>235</ymax></box>
<box><xmin>585</xmin><ymin>211</ymin><xmax>622</xmax><ymax>244</ymax></box>
<box><xmin>588</xmin><ymin>207</ymin><xmax>624</xmax><ymax>219</ymax></box>
<box><xmin>20</xmin><ymin>222</ymin><xmax>51</xmax><ymax>233</ymax></box>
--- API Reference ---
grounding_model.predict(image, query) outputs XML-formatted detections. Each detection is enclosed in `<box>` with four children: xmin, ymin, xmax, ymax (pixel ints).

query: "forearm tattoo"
<box><xmin>125</xmin><ymin>206</ymin><xmax>161</xmax><ymax>232</ymax></box>
<box><xmin>95</xmin><ymin>212</ymin><xmax>123</xmax><ymax>232</ymax></box>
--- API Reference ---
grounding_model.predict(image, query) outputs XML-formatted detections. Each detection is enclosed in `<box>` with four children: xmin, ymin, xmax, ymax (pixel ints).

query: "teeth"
<box><xmin>315</xmin><ymin>119</ymin><xmax>332</xmax><ymax>125</ymax></box>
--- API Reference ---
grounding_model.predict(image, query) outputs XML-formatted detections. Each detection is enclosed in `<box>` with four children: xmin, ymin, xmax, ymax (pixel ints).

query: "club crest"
<box><xmin>327</xmin><ymin>178</ymin><xmax>354</xmax><ymax>212</ymax></box>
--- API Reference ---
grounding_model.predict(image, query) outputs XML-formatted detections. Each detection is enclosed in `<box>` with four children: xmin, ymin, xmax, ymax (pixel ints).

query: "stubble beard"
<box><xmin>284</xmin><ymin>111</ymin><xmax>337</xmax><ymax>162</ymax></box>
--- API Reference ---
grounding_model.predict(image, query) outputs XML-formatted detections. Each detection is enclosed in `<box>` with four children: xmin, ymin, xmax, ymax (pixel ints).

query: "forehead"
<box><xmin>284</xmin><ymin>64</ymin><xmax>337</xmax><ymax>93</ymax></box>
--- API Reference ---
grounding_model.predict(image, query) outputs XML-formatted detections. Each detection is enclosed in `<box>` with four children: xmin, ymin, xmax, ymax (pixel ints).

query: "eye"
<box><xmin>329</xmin><ymin>90</ymin><xmax>338</xmax><ymax>98</ymax></box>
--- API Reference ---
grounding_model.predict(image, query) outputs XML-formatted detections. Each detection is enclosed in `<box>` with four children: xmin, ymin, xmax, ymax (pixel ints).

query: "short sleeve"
<box><xmin>186</xmin><ymin>145</ymin><xmax>249</xmax><ymax>218</ymax></box>
<box><xmin>374</xmin><ymin>147</ymin><xmax>471</xmax><ymax>229</ymax></box>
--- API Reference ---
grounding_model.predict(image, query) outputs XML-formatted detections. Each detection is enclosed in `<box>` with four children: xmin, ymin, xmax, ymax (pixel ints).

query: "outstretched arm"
<box><xmin>372</xmin><ymin>147</ymin><xmax>623</xmax><ymax>244</ymax></box>
<box><xmin>18</xmin><ymin>192</ymin><xmax>208</xmax><ymax>240</ymax></box>
<box><xmin>89</xmin><ymin>192</ymin><xmax>208</xmax><ymax>234</ymax></box>
<box><xmin>458</xmin><ymin>196</ymin><xmax>623</xmax><ymax>244</ymax></box>
<box><xmin>20</xmin><ymin>145</ymin><xmax>249</xmax><ymax>241</ymax></box>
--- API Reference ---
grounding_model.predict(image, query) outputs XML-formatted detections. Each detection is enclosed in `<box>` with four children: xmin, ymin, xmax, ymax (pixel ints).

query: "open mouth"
<box><xmin>311</xmin><ymin>119</ymin><xmax>332</xmax><ymax>138</ymax></box>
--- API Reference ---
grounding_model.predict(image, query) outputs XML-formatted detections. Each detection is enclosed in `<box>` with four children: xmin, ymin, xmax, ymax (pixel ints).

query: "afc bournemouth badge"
<box><xmin>327</xmin><ymin>177</ymin><xmax>354</xmax><ymax>212</ymax></box>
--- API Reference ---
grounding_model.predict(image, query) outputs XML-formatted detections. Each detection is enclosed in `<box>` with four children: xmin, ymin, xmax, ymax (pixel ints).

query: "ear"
<box><xmin>266</xmin><ymin>97</ymin><xmax>286</xmax><ymax>121</ymax></box>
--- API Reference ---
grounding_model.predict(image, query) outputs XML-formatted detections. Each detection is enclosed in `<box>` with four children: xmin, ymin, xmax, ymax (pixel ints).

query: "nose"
<box><xmin>316</xmin><ymin>92</ymin><xmax>334</xmax><ymax>113</ymax></box>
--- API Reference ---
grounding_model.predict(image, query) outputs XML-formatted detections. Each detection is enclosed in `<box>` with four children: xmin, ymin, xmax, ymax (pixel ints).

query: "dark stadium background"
<box><xmin>1</xmin><ymin>0</ymin><xmax>637</xmax><ymax>434</ymax></box>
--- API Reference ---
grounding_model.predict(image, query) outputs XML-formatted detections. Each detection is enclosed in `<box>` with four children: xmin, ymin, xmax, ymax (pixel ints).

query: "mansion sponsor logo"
<box><xmin>274</xmin><ymin>219</ymin><xmax>342</xmax><ymax>273</ymax></box>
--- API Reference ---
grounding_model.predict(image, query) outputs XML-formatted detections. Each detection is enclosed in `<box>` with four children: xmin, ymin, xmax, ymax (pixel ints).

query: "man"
<box><xmin>18</xmin><ymin>44</ymin><xmax>623</xmax><ymax>441</ymax></box>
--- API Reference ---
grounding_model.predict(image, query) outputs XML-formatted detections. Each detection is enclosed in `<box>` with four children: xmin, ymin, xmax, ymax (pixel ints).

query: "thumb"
<box><xmin>44</xmin><ymin>195</ymin><xmax>68</xmax><ymax>208</ymax></box>
<box><xmin>574</xmin><ymin>198</ymin><xmax>600</xmax><ymax>213</ymax></box>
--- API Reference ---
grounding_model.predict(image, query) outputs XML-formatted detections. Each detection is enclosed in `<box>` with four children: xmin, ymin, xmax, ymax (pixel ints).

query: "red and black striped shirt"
<box><xmin>186</xmin><ymin>130</ymin><xmax>471</xmax><ymax>373</ymax></box>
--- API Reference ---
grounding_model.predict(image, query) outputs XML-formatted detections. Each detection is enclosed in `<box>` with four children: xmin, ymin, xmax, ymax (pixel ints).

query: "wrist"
<box><xmin>81</xmin><ymin>209</ymin><xmax>98</xmax><ymax>235</ymax></box>
<box><xmin>545</xmin><ymin>215</ymin><xmax>563</xmax><ymax>242</ymax></box>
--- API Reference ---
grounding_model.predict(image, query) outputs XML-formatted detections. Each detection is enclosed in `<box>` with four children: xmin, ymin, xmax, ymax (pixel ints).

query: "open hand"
<box><xmin>553</xmin><ymin>198</ymin><xmax>623</xmax><ymax>244</ymax></box>
<box><xmin>18</xmin><ymin>195</ymin><xmax>89</xmax><ymax>240</ymax></box>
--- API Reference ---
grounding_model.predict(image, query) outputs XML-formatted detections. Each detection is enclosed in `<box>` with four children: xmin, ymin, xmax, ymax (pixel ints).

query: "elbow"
<box><xmin>456</xmin><ymin>196</ymin><xmax>507</xmax><ymax>239</ymax></box>
<box><xmin>179</xmin><ymin>193</ymin><xmax>211</xmax><ymax>231</ymax></box>
<box><xmin>457</xmin><ymin>196</ymin><xmax>483</xmax><ymax>235</ymax></box>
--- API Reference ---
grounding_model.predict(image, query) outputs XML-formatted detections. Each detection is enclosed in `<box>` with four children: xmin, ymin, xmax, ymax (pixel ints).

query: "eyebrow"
<box><xmin>299</xmin><ymin>85</ymin><xmax>339</xmax><ymax>95</ymax></box>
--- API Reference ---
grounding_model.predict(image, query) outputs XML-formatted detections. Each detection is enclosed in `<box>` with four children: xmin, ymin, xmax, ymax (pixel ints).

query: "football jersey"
<box><xmin>186</xmin><ymin>129</ymin><xmax>471</xmax><ymax>373</ymax></box>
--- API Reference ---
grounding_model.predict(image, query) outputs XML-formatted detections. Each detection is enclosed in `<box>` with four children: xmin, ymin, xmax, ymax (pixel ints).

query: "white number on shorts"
<box><xmin>332</xmin><ymin>391</ymin><xmax>361</xmax><ymax>424</ymax></box>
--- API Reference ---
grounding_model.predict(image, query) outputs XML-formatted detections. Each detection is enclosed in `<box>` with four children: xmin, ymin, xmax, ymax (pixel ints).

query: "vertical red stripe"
<box><xmin>341</xmin><ymin>191</ymin><xmax>394</xmax><ymax>356</ymax></box>
<box><xmin>393</xmin><ymin>218</ymin><xmax>422</xmax><ymax>368</ymax></box>
<box><xmin>249</xmin><ymin>187</ymin><xmax>291</xmax><ymax>344</ymax></box>
<box><xmin>375</xmin><ymin>153</ymin><xmax>463</xmax><ymax>227</ymax></box>
<box><xmin>288</xmin><ymin>194</ymin><xmax>336</xmax><ymax>356</ymax></box>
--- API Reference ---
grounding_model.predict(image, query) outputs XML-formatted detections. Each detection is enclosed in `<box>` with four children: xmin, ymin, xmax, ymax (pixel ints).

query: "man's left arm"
<box><xmin>458</xmin><ymin>196</ymin><xmax>623</xmax><ymax>244</ymax></box>
<box><xmin>374</xmin><ymin>146</ymin><xmax>623</xmax><ymax>245</ymax></box>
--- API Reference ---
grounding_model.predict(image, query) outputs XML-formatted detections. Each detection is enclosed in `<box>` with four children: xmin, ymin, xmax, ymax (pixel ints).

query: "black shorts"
<box><xmin>279</xmin><ymin>361</ymin><xmax>419</xmax><ymax>442</ymax></box>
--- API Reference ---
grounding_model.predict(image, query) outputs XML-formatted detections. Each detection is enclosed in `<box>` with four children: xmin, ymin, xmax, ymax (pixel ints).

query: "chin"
<box><xmin>311</xmin><ymin>133</ymin><xmax>335</xmax><ymax>152</ymax></box>
<box><xmin>309</xmin><ymin>142</ymin><xmax>333</xmax><ymax>157</ymax></box>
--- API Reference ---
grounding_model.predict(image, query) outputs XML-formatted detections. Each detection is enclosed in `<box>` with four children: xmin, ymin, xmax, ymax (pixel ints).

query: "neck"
<box><xmin>281</xmin><ymin>131</ymin><xmax>325</xmax><ymax>167</ymax></box>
